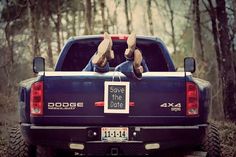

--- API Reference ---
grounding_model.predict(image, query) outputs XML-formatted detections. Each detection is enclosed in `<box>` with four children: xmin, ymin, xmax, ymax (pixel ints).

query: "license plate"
<box><xmin>101</xmin><ymin>127</ymin><xmax>128</xmax><ymax>142</ymax></box>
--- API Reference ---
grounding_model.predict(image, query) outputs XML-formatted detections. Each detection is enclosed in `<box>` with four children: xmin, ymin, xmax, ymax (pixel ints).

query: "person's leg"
<box><xmin>116</xmin><ymin>50</ymin><xmax>148</xmax><ymax>80</ymax></box>
<box><xmin>83</xmin><ymin>33</ymin><xmax>114</xmax><ymax>73</ymax></box>
<box><xmin>141</xmin><ymin>58</ymin><xmax>149</xmax><ymax>72</ymax></box>
<box><xmin>83</xmin><ymin>58</ymin><xmax>110</xmax><ymax>73</ymax></box>
<box><xmin>116</xmin><ymin>33</ymin><xmax>149</xmax><ymax>79</ymax></box>
<box><xmin>125</xmin><ymin>33</ymin><xmax>149</xmax><ymax>73</ymax></box>
<box><xmin>133</xmin><ymin>49</ymin><xmax>144</xmax><ymax>75</ymax></box>
<box><xmin>115</xmin><ymin>61</ymin><xmax>142</xmax><ymax>80</ymax></box>
<box><xmin>82</xmin><ymin>58</ymin><xmax>94</xmax><ymax>71</ymax></box>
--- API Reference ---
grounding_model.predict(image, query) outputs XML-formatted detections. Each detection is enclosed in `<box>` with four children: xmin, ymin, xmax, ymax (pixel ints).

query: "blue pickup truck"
<box><xmin>7</xmin><ymin>35</ymin><xmax>220</xmax><ymax>157</ymax></box>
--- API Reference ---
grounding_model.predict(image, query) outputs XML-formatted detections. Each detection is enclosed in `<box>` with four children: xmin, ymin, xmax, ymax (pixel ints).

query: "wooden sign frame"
<box><xmin>104</xmin><ymin>81</ymin><xmax>130</xmax><ymax>114</ymax></box>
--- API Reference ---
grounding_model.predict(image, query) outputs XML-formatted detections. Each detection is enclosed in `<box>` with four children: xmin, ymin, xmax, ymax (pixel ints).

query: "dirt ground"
<box><xmin>0</xmin><ymin>112</ymin><xmax>18</xmax><ymax>157</ymax></box>
<box><xmin>0</xmin><ymin>111</ymin><xmax>235</xmax><ymax>157</ymax></box>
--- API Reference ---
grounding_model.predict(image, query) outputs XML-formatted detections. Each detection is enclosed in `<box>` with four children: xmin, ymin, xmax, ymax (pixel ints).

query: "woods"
<box><xmin>0</xmin><ymin>0</ymin><xmax>236</xmax><ymax>125</ymax></box>
<box><xmin>0</xmin><ymin>0</ymin><xmax>236</xmax><ymax>156</ymax></box>
<box><xmin>2</xmin><ymin>0</ymin><xmax>234</xmax><ymax>120</ymax></box>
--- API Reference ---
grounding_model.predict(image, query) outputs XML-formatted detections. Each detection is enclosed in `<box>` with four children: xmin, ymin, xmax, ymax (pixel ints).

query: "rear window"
<box><xmin>61</xmin><ymin>38</ymin><xmax>169</xmax><ymax>71</ymax></box>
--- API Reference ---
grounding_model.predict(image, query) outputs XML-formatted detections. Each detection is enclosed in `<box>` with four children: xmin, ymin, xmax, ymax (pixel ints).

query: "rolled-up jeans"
<box><xmin>83</xmin><ymin>57</ymin><xmax>149</xmax><ymax>80</ymax></box>
<box><xmin>83</xmin><ymin>58</ymin><xmax>110</xmax><ymax>73</ymax></box>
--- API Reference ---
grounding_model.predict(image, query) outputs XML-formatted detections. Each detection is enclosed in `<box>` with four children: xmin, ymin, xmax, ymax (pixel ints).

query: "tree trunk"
<box><xmin>27</xmin><ymin>0</ymin><xmax>40</xmax><ymax>58</ymax></box>
<box><xmin>233</xmin><ymin>0</ymin><xmax>236</xmax><ymax>37</ymax></box>
<box><xmin>84</xmin><ymin>0</ymin><xmax>93</xmax><ymax>34</ymax></box>
<box><xmin>192</xmin><ymin>0</ymin><xmax>206</xmax><ymax>78</ymax></box>
<box><xmin>193</xmin><ymin>0</ymin><xmax>204</xmax><ymax>61</ymax></box>
<box><xmin>128</xmin><ymin>0</ymin><xmax>133</xmax><ymax>31</ymax></box>
<box><xmin>206</xmin><ymin>0</ymin><xmax>221</xmax><ymax>74</ymax></box>
<box><xmin>4</xmin><ymin>23</ymin><xmax>14</xmax><ymax>64</ymax></box>
<box><xmin>92</xmin><ymin>0</ymin><xmax>96</xmax><ymax>32</ymax></box>
<box><xmin>106</xmin><ymin>7</ymin><xmax>113</xmax><ymax>33</ymax></box>
<box><xmin>100</xmin><ymin>0</ymin><xmax>108</xmax><ymax>32</ymax></box>
<box><xmin>27</xmin><ymin>0</ymin><xmax>33</xmax><ymax>58</ymax></box>
<box><xmin>78</xmin><ymin>9</ymin><xmax>82</xmax><ymax>35</ymax></box>
<box><xmin>232</xmin><ymin>0</ymin><xmax>236</xmax><ymax>77</ymax></box>
<box><xmin>192</xmin><ymin>0</ymin><xmax>206</xmax><ymax>80</ymax></box>
<box><xmin>56</xmin><ymin>0</ymin><xmax>61</xmax><ymax>53</ymax></box>
<box><xmin>3</xmin><ymin>1</ymin><xmax>14</xmax><ymax>64</ymax></box>
<box><xmin>65</xmin><ymin>10</ymin><xmax>71</xmax><ymax>39</ymax></box>
<box><xmin>31</xmin><ymin>0</ymin><xmax>40</xmax><ymax>57</ymax></box>
<box><xmin>72</xmin><ymin>10</ymin><xmax>76</xmax><ymax>36</ymax></box>
<box><xmin>167</xmin><ymin>0</ymin><xmax>177</xmax><ymax>54</ymax></box>
<box><xmin>113</xmin><ymin>0</ymin><xmax>121</xmax><ymax>33</ymax></box>
<box><xmin>216</xmin><ymin>0</ymin><xmax>236</xmax><ymax>121</ymax></box>
<box><xmin>124</xmin><ymin>0</ymin><xmax>131</xmax><ymax>34</ymax></box>
<box><xmin>44</xmin><ymin>0</ymin><xmax>53</xmax><ymax>68</ymax></box>
<box><xmin>114</xmin><ymin>5</ymin><xmax>118</xmax><ymax>33</ymax></box>
<box><xmin>147</xmin><ymin>0</ymin><xmax>154</xmax><ymax>35</ymax></box>
<box><xmin>203</xmin><ymin>0</ymin><xmax>224</xmax><ymax>119</ymax></box>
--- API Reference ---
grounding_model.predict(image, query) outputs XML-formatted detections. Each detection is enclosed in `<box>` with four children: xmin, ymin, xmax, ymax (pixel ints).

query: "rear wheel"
<box><xmin>7</xmin><ymin>126</ymin><xmax>36</xmax><ymax>157</ymax></box>
<box><xmin>202</xmin><ymin>124</ymin><xmax>221</xmax><ymax>157</ymax></box>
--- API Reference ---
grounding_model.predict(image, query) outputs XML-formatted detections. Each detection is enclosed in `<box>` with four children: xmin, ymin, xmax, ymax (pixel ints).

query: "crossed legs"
<box><xmin>83</xmin><ymin>32</ymin><xmax>149</xmax><ymax>79</ymax></box>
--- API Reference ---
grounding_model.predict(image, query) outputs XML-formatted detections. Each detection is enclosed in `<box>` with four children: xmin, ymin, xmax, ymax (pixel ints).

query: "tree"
<box><xmin>147</xmin><ymin>0</ymin><xmax>154</xmax><ymax>35</ymax></box>
<box><xmin>50</xmin><ymin>0</ymin><xmax>62</xmax><ymax>53</ymax></box>
<box><xmin>84</xmin><ymin>0</ymin><xmax>93</xmax><ymax>34</ymax></box>
<box><xmin>31</xmin><ymin>0</ymin><xmax>41</xmax><ymax>58</ymax></box>
<box><xmin>215</xmin><ymin>0</ymin><xmax>236</xmax><ymax>120</ymax></box>
<box><xmin>100</xmin><ymin>0</ymin><xmax>108</xmax><ymax>32</ymax></box>
<box><xmin>106</xmin><ymin>0</ymin><xmax>121</xmax><ymax>34</ymax></box>
<box><xmin>153</xmin><ymin>0</ymin><xmax>178</xmax><ymax>54</ymax></box>
<box><xmin>203</xmin><ymin>0</ymin><xmax>236</xmax><ymax>121</ymax></box>
<box><xmin>192</xmin><ymin>0</ymin><xmax>206</xmax><ymax>80</ymax></box>
<box><xmin>166</xmin><ymin>0</ymin><xmax>177</xmax><ymax>54</ymax></box>
<box><xmin>192</xmin><ymin>0</ymin><xmax>204</xmax><ymax>59</ymax></box>
<box><xmin>43</xmin><ymin>0</ymin><xmax>53</xmax><ymax>68</ymax></box>
<box><xmin>124</xmin><ymin>0</ymin><xmax>131</xmax><ymax>33</ymax></box>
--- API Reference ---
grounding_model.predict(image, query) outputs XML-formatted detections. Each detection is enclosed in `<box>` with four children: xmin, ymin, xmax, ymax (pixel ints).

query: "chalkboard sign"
<box><xmin>104</xmin><ymin>81</ymin><xmax>130</xmax><ymax>114</ymax></box>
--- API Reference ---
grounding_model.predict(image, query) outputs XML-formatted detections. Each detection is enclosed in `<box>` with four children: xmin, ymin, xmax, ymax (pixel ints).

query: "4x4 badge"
<box><xmin>160</xmin><ymin>103</ymin><xmax>181</xmax><ymax>112</ymax></box>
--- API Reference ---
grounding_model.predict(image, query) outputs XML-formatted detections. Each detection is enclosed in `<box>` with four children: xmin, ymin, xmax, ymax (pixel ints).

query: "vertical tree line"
<box><xmin>196</xmin><ymin>0</ymin><xmax>236</xmax><ymax>121</ymax></box>
<box><xmin>147</xmin><ymin>0</ymin><xmax>154</xmax><ymax>35</ymax></box>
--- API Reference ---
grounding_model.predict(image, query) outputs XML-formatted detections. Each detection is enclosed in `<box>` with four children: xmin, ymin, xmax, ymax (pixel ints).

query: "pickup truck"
<box><xmin>7</xmin><ymin>35</ymin><xmax>221</xmax><ymax>157</ymax></box>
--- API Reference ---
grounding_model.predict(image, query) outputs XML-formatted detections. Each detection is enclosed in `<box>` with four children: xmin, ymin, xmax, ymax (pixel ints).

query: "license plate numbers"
<box><xmin>101</xmin><ymin>127</ymin><xmax>128</xmax><ymax>142</ymax></box>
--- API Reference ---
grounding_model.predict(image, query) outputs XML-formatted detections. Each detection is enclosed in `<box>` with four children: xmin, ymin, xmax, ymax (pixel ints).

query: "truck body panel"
<box><xmin>17</xmin><ymin>35</ymin><xmax>211</xmax><ymax>155</ymax></box>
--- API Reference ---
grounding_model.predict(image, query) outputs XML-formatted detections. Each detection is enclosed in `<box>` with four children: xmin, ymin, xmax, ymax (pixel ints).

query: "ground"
<box><xmin>0</xmin><ymin>111</ymin><xmax>18</xmax><ymax>157</ymax></box>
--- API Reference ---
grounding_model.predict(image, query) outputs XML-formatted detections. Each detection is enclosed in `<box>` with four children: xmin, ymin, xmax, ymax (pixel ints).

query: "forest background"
<box><xmin>0</xmin><ymin>0</ymin><xmax>236</xmax><ymax>156</ymax></box>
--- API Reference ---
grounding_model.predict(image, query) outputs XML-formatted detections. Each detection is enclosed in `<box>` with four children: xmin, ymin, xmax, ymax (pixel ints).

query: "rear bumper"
<box><xmin>21</xmin><ymin>123</ymin><xmax>207</xmax><ymax>155</ymax></box>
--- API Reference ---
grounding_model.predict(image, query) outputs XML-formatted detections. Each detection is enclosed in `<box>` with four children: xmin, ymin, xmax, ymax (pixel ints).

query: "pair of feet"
<box><xmin>92</xmin><ymin>32</ymin><xmax>144</xmax><ymax>75</ymax></box>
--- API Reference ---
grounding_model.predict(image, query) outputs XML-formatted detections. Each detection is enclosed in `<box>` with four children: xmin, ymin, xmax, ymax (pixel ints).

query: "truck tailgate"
<box><xmin>32</xmin><ymin>72</ymin><xmax>192</xmax><ymax>125</ymax></box>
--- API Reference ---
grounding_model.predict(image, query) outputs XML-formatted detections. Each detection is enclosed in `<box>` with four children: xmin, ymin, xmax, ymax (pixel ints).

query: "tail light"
<box><xmin>30</xmin><ymin>81</ymin><xmax>43</xmax><ymax>116</ymax></box>
<box><xmin>186</xmin><ymin>82</ymin><xmax>199</xmax><ymax>116</ymax></box>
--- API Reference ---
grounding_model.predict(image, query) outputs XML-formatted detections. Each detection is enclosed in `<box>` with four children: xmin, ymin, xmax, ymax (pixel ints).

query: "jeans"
<box><xmin>83</xmin><ymin>58</ymin><xmax>110</xmax><ymax>73</ymax></box>
<box><xmin>83</xmin><ymin>57</ymin><xmax>149</xmax><ymax>80</ymax></box>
